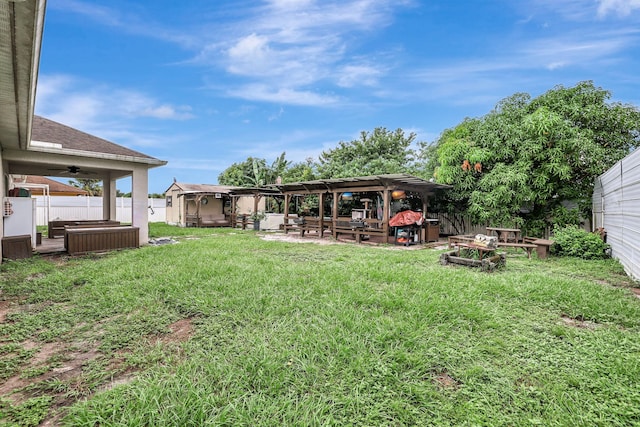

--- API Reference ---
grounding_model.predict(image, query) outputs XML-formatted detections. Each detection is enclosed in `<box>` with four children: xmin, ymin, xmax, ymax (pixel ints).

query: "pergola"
<box><xmin>229</xmin><ymin>187</ymin><xmax>284</xmax><ymax>226</ymax></box>
<box><xmin>273</xmin><ymin>174</ymin><xmax>450</xmax><ymax>244</ymax></box>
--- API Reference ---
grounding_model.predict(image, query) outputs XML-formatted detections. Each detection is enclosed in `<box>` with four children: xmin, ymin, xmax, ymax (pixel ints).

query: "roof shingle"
<box><xmin>31</xmin><ymin>115</ymin><xmax>156</xmax><ymax>160</ymax></box>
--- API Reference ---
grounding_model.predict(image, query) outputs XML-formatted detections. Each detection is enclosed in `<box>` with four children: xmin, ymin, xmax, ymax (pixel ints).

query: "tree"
<box><xmin>317</xmin><ymin>127</ymin><xmax>418</xmax><ymax>178</ymax></box>
<box><xmin>218</xmin><ymin>157</ymin><xmax>266</xmax><ymax>187</ymax></box>
<box><xmin>69</xmin><ymin>178</ymin><xmax>102</xmax><ymax>196</ymax></box>
<box><xmin>218</xmin><ymin>153</ymin><xmax>291</xmax><ymax>187</ymax></box>
<box><xmin>281</xmin><ymin>158</ymin><xmax>317</xmax><ymax>183</ymax></box>
<box><xmin>430</xmin><ymin>81</ymin><xmax>640</xmax><ymax>234</ymax></box>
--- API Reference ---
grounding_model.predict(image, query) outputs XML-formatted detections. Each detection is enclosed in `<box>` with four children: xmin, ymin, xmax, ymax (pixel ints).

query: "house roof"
<box><xmin>0</xmin><ymin>0</ymin><xmax>45</xmax><ymax>152</ymax></box>
<box><xmin>31</xmin><ymin>116</ymin><xmax>158</xmax><ymax>161</ymax></box>
<box><xmin>21</xmin><ymin>175</ymin><xmax>88</xmax><ymax>195</ymax></box>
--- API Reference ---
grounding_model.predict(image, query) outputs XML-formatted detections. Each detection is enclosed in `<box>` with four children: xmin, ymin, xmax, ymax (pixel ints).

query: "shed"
<box><xmin>165</xmin><ymin>182</ymin><xmax>236</xmax><ymax>227</ymax></box>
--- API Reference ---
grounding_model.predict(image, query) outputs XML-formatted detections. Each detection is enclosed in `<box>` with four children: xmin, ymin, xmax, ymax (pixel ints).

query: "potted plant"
<box><xmin>249</xmin><ymin>211</ymin><xmax>266</xmax><ymax>230</ymax></box>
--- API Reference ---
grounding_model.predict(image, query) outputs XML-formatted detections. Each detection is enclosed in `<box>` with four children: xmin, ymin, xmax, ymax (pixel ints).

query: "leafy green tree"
<box><xmin>430</xmin><ymin>81</ymin><xmax>640</xmax><ymax>234</ymax></box>
<box><xmin>317</xmin><ymin>127</ymin><xmax>418</xmax><ymax>178</ymax></box>
<box><xmin>69</xmin><ymin>178</ymin><xmax>102</xmax><ymax>196</ymax></box>
<box><xmin>282</xmin><ymin>158</ymin><xmax>317</xmax><ymax>183</ymax></box>
<box><xmin>218</xmin><ymin>153</ymin><xmax>291</xmax><ymax>187</ymax></box>
<box><xmin>218</xmin><ymin>157</ymin><xmax>266</xmax><ymax>187</ymax></box>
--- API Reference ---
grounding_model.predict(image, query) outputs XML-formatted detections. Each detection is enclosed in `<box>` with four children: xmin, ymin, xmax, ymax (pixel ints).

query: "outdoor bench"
<box><xmin>199</xmin><ymin>214</ymin><xmax>230</xmax><ymax>227</ymax></box>
<box><xmin>63</xmin><ymin>223</ymin><xmax>125</xmax><ymax>249</ymax></box>
<box><xmin>333</xmin><ymin>219</ymin><xmax>385</xmax><ymax>243</ymax></box>
<box><xmin>48</xmin><ymin>219</ymin><xmax>120</xmax><ymax>238</ymax></box>
<box><xmin>495</xmin><ymin>242</ymin><xmax>538</xmax><ymax>259</ymax></box>
<box><xmin>523</xmin><ymin>237</ymin><xmax>555</xmax><ymax>259</ymax></box>
<box><xmin>448</xmin><ymin>235</ymin><xmax>475</xmax><ymax>249</ymax></box>
<box><xmin>65</xmin><ymin>226</ymin><xmax>139</xmax><ymax>255</ymax></box>
<box><xmin>298</xmin><ymin>217</ymin><xmax>332</xmax><ymax>238</ymax></box>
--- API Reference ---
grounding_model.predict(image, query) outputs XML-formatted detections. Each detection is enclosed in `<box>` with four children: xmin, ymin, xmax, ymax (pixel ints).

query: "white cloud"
<box><xmin>37</xmin><ymin>74</ymin><xmax>194</xmax><ymax>123</ymax></box>
<box><xmin>196</xmin><ymin>1</ymin><xmax>414</xmax><ymax>103</ymax></box>
<box><xmin>597</xmin><ymin>0</ymin><xmax>640</xmax><ymax>16</ymax></box>
<box><xmin>228</xmin><ymin>84</ymin><xmax>340</xmax><ymax>106</ymax></box>
<box><xmin>35</xmin><ymin>74</ymin><xmax>194</xmax><ymax>148</ymax></box>
<box><xmin>50</xmin><ymin>0</ymin><xmax>198</xmax><ymax>47</ymax></box>
<box><xmin>337</xmin><ymin>64</ymin><xmax>383</xmax><ymax>88</ymax></box>
<box><xmin>527</xmin><ymin>0</ymin><xmax>640</xmax><ymax>20</ymax></box>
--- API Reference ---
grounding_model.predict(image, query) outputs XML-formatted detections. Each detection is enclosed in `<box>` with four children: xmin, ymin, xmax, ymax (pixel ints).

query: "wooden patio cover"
<box><xmin>272</xmin><ymin>174</ymin><xmax>451</xmax><ymax>243</ymax></box>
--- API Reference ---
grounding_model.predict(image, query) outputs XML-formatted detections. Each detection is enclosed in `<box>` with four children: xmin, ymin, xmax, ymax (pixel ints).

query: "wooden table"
<box><xmin>486</xmin><ymin>227</ymin><xmax>521</xmax><ymax>243</ymax></box>
<box><xmin>529</xmin><ymin>238</ymin><xmax>554</xmax><ymax>259</ymax></box>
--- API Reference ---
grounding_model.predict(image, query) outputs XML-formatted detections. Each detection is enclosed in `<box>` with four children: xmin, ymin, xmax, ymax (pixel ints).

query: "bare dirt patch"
<box><xmin>433</xmin><ymin>371</ymin><xmax>460</xmax><ymax>391</ymax></box>
<box><xmin>0</xmin><ymin>300</ymin><xmax>9</xmax><ymax>323</ymax></box>
<box><xmin>560</xmin><ymin>314</ymin><xmax>599</xmax><ymax>329</ymax></box>
<box><xmin>0</xmin><ymin>317</ymin><xmax>196</xmax><ymax>425</ymax></box>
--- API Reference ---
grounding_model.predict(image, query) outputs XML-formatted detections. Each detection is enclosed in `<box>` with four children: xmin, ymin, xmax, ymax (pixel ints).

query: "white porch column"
<box><xmin>102</xmin><ymin>174</ymin><xmax>117</xmax><ymax>220</ymax></box>
<box><xmin>132</xmin><ymin>166</ymin><xmax>149</xmax><ymax>245</ymax></box>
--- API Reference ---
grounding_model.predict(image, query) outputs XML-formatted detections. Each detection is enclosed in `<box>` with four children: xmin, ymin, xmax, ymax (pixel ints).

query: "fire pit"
<box><xmin>440</xmin><ymin>234</ymin><xmax>506</xmax><ymax>272</ymax></box>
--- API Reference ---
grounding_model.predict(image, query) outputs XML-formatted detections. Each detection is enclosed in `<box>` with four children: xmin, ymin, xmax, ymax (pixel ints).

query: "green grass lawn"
<box><xmin>1</xmin><ymin>224</ymin><xmax>639</xmax><ymax>426</ymax></box>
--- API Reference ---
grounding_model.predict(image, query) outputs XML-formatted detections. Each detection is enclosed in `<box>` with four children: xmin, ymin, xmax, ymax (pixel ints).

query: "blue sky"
<box><xmin>35</xmin><ymin>0</ymin><xmax>640</xmax><ymax>194</ymax></box>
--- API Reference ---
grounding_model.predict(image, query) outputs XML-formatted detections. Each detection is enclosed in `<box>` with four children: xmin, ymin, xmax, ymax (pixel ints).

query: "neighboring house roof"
<box><xmin>31</xmin><ymin>115</ymin><xmax>158</xmax><ymax>161</ymax></box>
<box><xmin>167</xmin><ymin>182</ymin><xmax>237</xmax><ymax>194</ymax></box>
<box><xmin>19</xmin><ymin>175</ymin><xmax>88</xmax><ymax>196</ymax></box>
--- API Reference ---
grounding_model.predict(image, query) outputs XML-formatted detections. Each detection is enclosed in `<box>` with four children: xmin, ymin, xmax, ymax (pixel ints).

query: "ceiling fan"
<box><xmin>47</xmin><ymin>165</ymin><xmax>97</xmax><ymax>176</ymax></box>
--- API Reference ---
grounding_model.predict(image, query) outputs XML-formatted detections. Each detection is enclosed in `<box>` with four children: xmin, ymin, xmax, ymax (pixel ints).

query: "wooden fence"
<box><xmin>425</xmin><ymin>212</ymin><xmax>487</xmax><ymax>236</ymax></box>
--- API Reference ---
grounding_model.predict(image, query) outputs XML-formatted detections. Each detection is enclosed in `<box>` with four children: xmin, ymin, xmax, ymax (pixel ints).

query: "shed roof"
<box><xmin>168</xmin><ymin>182</ymin><xmax>237</xmax><ymax>194</ymax></box>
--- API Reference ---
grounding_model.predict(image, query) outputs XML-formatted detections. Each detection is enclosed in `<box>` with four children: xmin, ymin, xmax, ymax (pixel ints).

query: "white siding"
<box><xmin>594</xmin><ymin>149</ymin><xmax>640</xmax><ymax>281</ymax></box>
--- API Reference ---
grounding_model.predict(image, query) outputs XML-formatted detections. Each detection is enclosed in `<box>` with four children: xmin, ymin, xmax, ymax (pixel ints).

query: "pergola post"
<box><xmin>231</xmin><ymin>196</ymin><xmax>237</xmax><ymax>228</ymax></box>
<box><xmin>332</xmin><ymin>191</ymin><xmax>339</xmax><ymax>238</ymax></box>
<box><xmin>319</xmin><ymin>192</ymin><xmax>326</xmax><ymax>237</ymax></box>
<box><xmin>382</xmin><ymin>189</ymin><xmax>390</xmax><ymax>243</ymax></box>
<box><xmin>283</xmin><ymin>194</ymin><xmax>291</xmax><ymax>234</ymax></box>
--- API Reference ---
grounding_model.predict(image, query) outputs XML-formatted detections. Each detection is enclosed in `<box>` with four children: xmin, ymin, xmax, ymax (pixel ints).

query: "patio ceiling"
<box><xmin>0</xmin><ymin>0</ymin><xmax>45</xmax><ymax>151</ymax></box>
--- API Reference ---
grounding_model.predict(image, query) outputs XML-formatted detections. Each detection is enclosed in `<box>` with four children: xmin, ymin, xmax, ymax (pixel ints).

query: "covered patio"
<box><xmin>274</xmin><ymin>174</ymin><xmax>450</xmax><ymax>244</ymax></box>
<box><xmin>0</xmin><ymin>1</ymin><xmax>166</xmax><ymax>260</ymax></box>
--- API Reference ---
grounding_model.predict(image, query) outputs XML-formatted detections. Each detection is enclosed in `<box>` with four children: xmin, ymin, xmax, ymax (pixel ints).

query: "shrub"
<box><xmin>551</xmin><ymin>225</ymin><xmax>610</xmax><ymax>260</ymax></box>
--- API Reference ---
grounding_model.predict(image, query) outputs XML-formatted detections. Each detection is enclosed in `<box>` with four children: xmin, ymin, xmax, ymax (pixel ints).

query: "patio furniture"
<box><xmin>65</xmin><ymin>226</ymin><xmax>139</xmax><ymax>255</ymax></box>
<box><xmin>486</xmin><ymin>226</ymin><xmax>521</xmax><ymax>243</ymax></box>
<box><xmin>523</xmin><ymin>237</ymin><xmax>555</xmax><ymax>259</ymax></box>
<box><xmin>48</xmin><ymin>219</ymin><xmax>120</xmax><ymax>238</ymax></box>
<box><xmin>441</xmin><ymin>241</ymin><xmax>506</xmax><ymax>271</ymax></box>
<box><xmin>1</xmin><ymin>235</ymin><xmax>32</xmax><ymax>260</ymax></box>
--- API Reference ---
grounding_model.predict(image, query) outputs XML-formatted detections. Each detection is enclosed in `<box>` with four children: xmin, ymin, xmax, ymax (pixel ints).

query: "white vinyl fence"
<box><xmin>593</xmin><ymin>148</ymin><xmax>640</xmax><ymax>282</ymax></box>
<box><xmin>35</xmin><ymin>196</ymin><xmax>166</xmax><ymax>225</ymax></box>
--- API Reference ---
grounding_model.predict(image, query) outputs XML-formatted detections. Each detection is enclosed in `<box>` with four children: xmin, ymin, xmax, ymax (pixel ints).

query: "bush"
<box><xmin>551</xmin><ymin>225</ymin><xmax>610</xmax><ymax>259</ymax></box>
